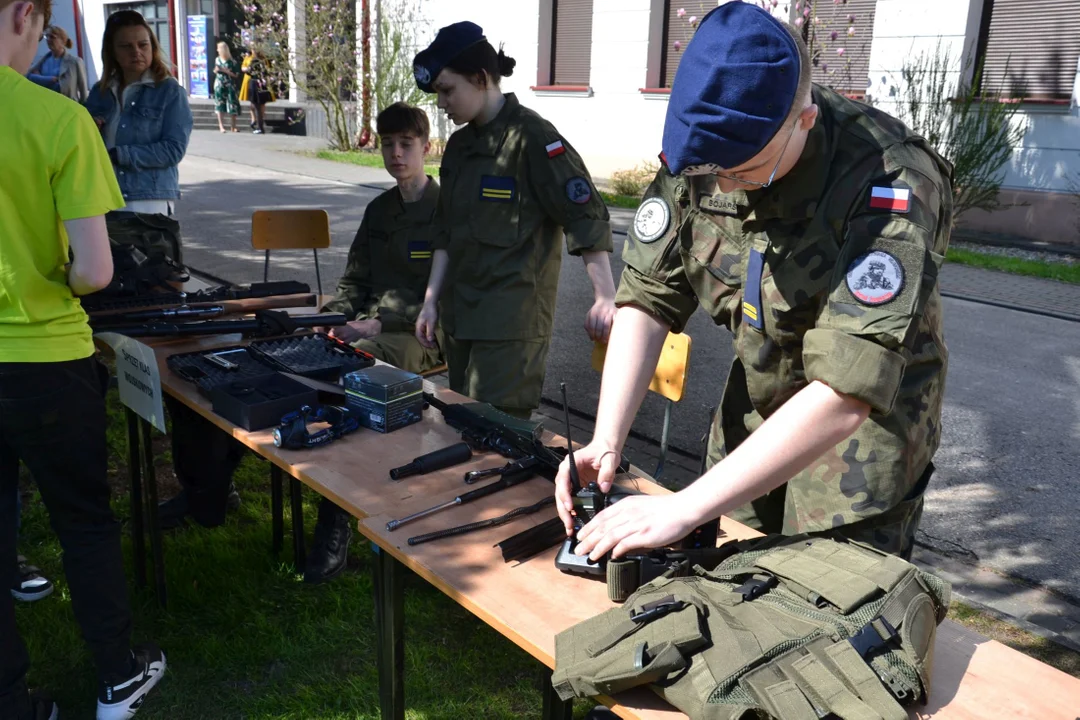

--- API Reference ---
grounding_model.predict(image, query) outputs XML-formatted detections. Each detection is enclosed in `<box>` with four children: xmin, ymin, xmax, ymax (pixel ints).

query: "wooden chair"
<box><xmin>591</xmin><ymin>332</ymin><xmax>692</xmax><ymax>479</ymax></box>
<box><xmin>251</xmin><ymin>209</ymin><xmax>331</xmax><ymax>297</ymax></box>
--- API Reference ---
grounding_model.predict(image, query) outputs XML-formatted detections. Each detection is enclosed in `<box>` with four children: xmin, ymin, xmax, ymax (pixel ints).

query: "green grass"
<box><xmin>945</xmin><ymin>247</ymin><xmax>1080</xmax><ymax>285</ymax></box>
<box><xmin>314</xmin><ymin>149</ymin><xmax>441</xmax><ymax>178</ymax></box>
<box><xmin>598</xmin><ymin>191</ymin><xmax>642</xmax><ymax>210</ymax></box>
<box><xmin>15</xmin><ymin>388</ymin><xmax>595</xmax><ymax>719</ymax></box>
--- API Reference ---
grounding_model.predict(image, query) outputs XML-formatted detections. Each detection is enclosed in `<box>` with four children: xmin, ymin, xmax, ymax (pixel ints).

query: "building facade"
<box><xmin>41</xmin><ymin>0</ymin><xmax>1080</xmax><ymax>243</ymax></box>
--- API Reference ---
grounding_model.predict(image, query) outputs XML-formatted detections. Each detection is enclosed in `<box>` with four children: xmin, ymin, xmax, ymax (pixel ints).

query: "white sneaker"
<box><xmin>96</xmin><ymin>644</ymin><xmax>166</xmax><ymax>720</ymax></box>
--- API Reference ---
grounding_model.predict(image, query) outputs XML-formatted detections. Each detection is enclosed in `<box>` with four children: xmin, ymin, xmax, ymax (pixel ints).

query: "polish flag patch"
<box><xmin>869</xmin><ymin>185</ymin><xmax>911</xmax><ymax>213</ymax></box>
<box><xmin>546</xmin><ymin>140</ymin><xmax>566</xmax><ymax>158</ymax></box>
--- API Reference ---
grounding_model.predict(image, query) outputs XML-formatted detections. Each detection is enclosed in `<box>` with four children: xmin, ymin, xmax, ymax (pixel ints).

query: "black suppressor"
<box><xmin>389</xmin><ymin>442</ymin><xmax>473</xmax><ymax>481</ymax></box>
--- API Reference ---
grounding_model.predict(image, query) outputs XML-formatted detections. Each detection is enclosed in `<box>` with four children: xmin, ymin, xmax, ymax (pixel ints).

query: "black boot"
<box><xmin>303</xmin><ymin>499</ymin><xmax>353</xmax><ymax>584</ymax></box>
<box><xmin>157</xmin><ymin>492</ymin><xmax>190</xmax><ymax>531</ymax></box>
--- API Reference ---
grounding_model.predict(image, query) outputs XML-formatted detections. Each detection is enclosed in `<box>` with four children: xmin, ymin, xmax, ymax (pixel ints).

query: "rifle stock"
<box><xmin>88</xmin><ymin>293</ymin><xmax>318</xmax><ymax>319</ymax></box>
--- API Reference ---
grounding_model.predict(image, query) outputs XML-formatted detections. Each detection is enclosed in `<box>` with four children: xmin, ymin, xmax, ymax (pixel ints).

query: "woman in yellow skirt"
<box><xmin>238</xmin><ymin>49</ymin><xmax>275</xmax><ymax>133</ymax></box>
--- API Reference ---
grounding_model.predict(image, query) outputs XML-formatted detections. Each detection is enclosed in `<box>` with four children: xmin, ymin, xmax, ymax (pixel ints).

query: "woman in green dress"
<box><xmin>213</xmin><ymin>41</ymin><xmax>240</xmax><ymax>133</ymax></box>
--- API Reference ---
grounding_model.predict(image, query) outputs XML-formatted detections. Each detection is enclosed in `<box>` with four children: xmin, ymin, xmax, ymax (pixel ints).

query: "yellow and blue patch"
<box><xmin>742</xmin><ymin>247</ymin><xmax>765</xmax><ymax>331</ymax></box>
<box><xmin>480</xmin><ymin>175</ymin><xmax>515</xmax><ymax>203</ymax></box>
<box><xmin>408</xmin><ymin>241</ymin><xmax>432</xmax><ymax>261</ymax></box>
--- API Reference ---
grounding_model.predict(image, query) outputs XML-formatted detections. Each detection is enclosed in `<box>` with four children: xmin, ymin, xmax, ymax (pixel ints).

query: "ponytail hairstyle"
<box><xmin>46</xmin><ymin>25</ymin><xmax>72</xmax><ymax>49</ymax></box>
<box><xmin>443</xmin><ymin>40</ymin><xmax>516</xmax><ymax>89</ymax></box>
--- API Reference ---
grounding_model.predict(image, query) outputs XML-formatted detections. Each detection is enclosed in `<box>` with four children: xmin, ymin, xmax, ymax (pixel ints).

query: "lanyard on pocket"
<box><xmin>741</xmin><ymin>237</ymin><xmax>768</xmax><ymax>332</ymax></box>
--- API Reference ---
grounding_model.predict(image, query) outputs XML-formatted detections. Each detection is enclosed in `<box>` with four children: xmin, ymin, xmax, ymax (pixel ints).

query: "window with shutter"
<box><xmin>797</xmin><ymin>0</ymin><xmax>876</xmax><ymax>96</ymax></box>
<box><xmin>551</xmin><ymin>0</ymin><xmax>594</xmax><ymax>86</ymax></box>
<box><xmin>976</xmin><ymin>0</ymin><xmax>1080</xmax><ymax>100</ymax></box>
<box><xmin>661</xmin><ymin>0</ymin><xmax>712</xmax><ymax>88</ymax></box>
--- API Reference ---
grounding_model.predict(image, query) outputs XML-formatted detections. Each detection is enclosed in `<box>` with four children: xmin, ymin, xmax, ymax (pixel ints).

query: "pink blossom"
<box><xmin>848</xmin><ymin>13</ymin><xmax>856</xmax><ymax>22</ymax></box>
<box><xmin>771</xmin><ymin>0</ymin><xmax>778</xmax><ymax>6</ymax></box>
<box><xmin>822</xmin><ymin>63</ymin><xmax>828</xmax><ymax>73</ymax></box>
<box><xmin>677</xmin><ymin>7</ymin><xmax>686</xmax><ymax>17</ymax></box>
<box><xmin>673</xmin><ymin>40</ymin><xmax>682</xmax><ymax>50</ymax></box>
<box><xmin>830</xmin><ymin>30</ymin><xmax>838</xmax><ymax>41</ymax></box>
<box><xmin>688</xmin><ymin>15</ymin><xmax>697</xmax><ymax>25</ymax></box>
<box><xmin>794</xmin><ymin>16</ymin><xmax>803</xmax><ymax>26</ymax></box>
<box><xmin>836</xmin><ymin>47</ymin><xmax>845</xmax><ymax>56</ymax></box>
<box><xmin>847</xmin><ymin>26</ymin><xmax>856</xmax><ymax>36</ymax></box>
<box><xmin>795</xmin><ymin>1</ymin><xmax>801</xmax><ymax>10</ymax></box>
<box><xmin>803</xmin><ymin>6</ymin><xmax>810</xmax><ymax>16</ymax></box>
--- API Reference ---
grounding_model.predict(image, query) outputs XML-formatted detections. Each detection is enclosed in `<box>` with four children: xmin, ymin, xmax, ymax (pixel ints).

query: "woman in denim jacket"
<box><xmin>85</xmin><ymin>10</ymin><xmax>192</xmax><ymax>220</ymax></box>
<box><xmin>85</xmin><ymin>9</ymin><xmax>192</xmax><ymax>270</ymax></box>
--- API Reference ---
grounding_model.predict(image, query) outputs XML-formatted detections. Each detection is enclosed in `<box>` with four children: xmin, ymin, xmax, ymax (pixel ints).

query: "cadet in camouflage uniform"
<box><xmin>412</xmin><ymin>22</ymin><xmax>617</xmax><ymax>419</ymax></box>
<box><xmin>306</xmin><ymin>102</ymin><xmax>445</xmax><ymax>584</ymax></box>
<box><xmin>557</xmin><ymin>3</ymin><xmax>951</xmax><ymax>560</ymax></box>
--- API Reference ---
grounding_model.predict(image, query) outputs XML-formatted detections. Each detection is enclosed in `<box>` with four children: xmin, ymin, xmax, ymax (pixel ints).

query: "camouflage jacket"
<box><xmin>322</xmin><ymin>179</ymin><xmax>439</xmax><ymax>332</ymax></box>
<box><xmin>616</xmin><ymin>85</ymin><xmax>954</xmax><ymax>534</ymax></box>
<box><xmin>433</xmin><ymin>93</ymin><xmax>613</xmax><ymax>340</ymax></box>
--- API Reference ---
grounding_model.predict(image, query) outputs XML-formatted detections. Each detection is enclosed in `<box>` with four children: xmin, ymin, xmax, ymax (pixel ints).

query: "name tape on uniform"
<box><xmin>546</xmin><ymin>140</ymin><xmax>566</xmax><ymax>158</ymax></box>
<box><xmin>869</xmin><ymin>185</ymin><xmax>911</xmax><ymax>213</ymax></box>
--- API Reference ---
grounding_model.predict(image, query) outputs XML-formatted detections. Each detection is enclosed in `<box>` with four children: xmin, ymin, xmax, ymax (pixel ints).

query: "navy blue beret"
<box><xmin>662</xmin><ymin>2</ymin><xmax>801</xmax><ymax>175</ymax></box>
<box><xmin>413</xmin><ymin>21</ymin><xmax>486</xmax><ymax>93</ymax></box>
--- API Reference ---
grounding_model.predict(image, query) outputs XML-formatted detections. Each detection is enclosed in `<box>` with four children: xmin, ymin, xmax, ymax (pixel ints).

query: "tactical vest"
<box><xmin>553</xmin><ymin>535</ymin><xmax>950</xmax><ymax>719</ymax></box>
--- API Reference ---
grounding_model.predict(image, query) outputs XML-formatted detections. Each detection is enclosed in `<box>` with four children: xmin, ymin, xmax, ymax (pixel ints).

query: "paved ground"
<box><xmin>177</xmin><ymin>131</ymin><xmax>1080</xmax><ymax>639</ymax></box>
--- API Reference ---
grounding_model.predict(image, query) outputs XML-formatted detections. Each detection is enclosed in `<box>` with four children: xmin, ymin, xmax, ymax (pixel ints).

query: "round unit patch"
<box><xmin>565</xmin><ymin>177</ymin><xmax>592</xmax><ymax>204</ymax></box>
<box><xmin>846</xmin><ymin>251</ymin><xmax>904</xmax><ymax>305</ymax></box>
<box><xmin>632</xmin><ymin>197</ymin><xmax>670</xmax><ymax>243</ymax></box>
<box><xmin>413</xmin><ymin>64</ymin><xmax>431</xmax><ymax>86</ymax></box>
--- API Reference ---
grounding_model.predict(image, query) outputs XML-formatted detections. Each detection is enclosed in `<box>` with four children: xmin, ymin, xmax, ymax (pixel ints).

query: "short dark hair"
<box><xmin>443</xmin><ymin>40</ymin><xmax>516</xmax><ymax>89</ymax></box>
<box><xmin>376</xmin><ymin>102</ymin><xmax>430</xmax><ymax>140</ymax></box>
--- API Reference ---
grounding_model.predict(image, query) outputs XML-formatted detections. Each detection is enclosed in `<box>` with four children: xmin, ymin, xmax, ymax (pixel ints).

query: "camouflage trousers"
<box><xmin>353</xmin><ymin>331</ymin><xmax>444</xmax><ymax>376</ymax></box>
<box><xmin>705</xmin><ymin>407</ymin><xmax>932</xmax><ymax>560</ymax></box>
<box><xmin>444</xmin><ymin>336</ymin><xmax>551</xmax><ymax>420</ymax></box>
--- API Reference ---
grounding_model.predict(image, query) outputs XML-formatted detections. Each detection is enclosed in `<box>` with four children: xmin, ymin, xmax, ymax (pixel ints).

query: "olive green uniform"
<box><xmin>617</xmin><ymin>87</ymin><xmax>953</xmax><ymax>556</ymax></box>
<box><xmin>433</xmin><ymin>93</ymin><xmax>613</xmax><ymax>416</ymax></box>
<box><xmin>322</xmin><ymin>179</ymin><xmax>444</xmax><ymax>374</ymax></box>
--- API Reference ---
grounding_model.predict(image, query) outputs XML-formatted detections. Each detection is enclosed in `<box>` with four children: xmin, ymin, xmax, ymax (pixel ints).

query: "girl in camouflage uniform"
<box><xmin>412</xmin><ymin>22</ymin><xmax>617</xmax><ymax>419</ymax></box>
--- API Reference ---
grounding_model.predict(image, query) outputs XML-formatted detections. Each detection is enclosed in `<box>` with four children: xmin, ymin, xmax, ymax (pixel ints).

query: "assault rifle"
<box><xmin>93</xmin><ymin>309</ymin><xmax>346</xmax><ymax>338</ymax></box>
<box><xmin>81</xmin><ymin>280</ymin><xmax>312</xmax><ymax>314</ymax></box>
<box><xmin>88</xmin><ymin>294</ymin><xmax>319</xmax><ymax>324</ymax></box>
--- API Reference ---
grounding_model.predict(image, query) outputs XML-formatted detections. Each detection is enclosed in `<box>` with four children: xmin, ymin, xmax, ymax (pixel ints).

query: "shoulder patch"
<box><xmin>565</xmin><ymin>177</ymin><xmax>592</xmax><ymax>204</ymax></box>
<box><xmin>868</xmin><ymin>183</ymin><xmax>911</xmax><ymax>213</ymax></box>
<box><xmin>632</xmin><ymin>197</ymin><xmax>670</xmax><ymax>243</ymax></box>
<box><xmin>846</xmin><ymin>251</ymin><xmax>904</xmax><ymax>305</ymax></box>
<box><xmin>546</xmin><ymin>140</ymin><xmax>566</xmax><ymax>158</ymax></box>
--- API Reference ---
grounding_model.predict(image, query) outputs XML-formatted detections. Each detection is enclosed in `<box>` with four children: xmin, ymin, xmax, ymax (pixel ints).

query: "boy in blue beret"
<box><xmin>557</xmin><ymin>1</ymin><xmax>953</xmax><ymax>562</ymax></box>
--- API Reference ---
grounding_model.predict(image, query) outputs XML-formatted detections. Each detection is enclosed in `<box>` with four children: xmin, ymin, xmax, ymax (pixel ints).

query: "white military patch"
<box><xmin>413</xmin><ymin>64</ymin><xmax>431</xmax><ymax>86</ymax></box>
<box><xmin>565</xmin><ymin>176</ymin><xmax>592</xmax><ymax>204</ymax></box>
<box><xmin>846</xmin><ymin>250</ymin><xmax>904</xmax><ymax>305</ymax></box>
<box><xmin>632</xmin><ymin>197</ymin><xmax>670</xmax><ymax>243</ymax></box>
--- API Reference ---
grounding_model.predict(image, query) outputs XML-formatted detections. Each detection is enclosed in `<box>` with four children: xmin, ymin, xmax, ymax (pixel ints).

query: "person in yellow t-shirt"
<box><xmin>0</xmin><ymin>0</ymin><xmax>167</xmax><ymax>717</ymax></box>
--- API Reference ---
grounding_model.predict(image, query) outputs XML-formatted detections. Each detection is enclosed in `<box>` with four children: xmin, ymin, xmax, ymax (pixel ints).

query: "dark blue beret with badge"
<box><xmin>662</xmin><ymin>2</ymin><xmax>801</xmax><ymax>175</ymax></box>
<box><xmin>413</xmin><ymin>21</ymin><xmax>486</xmax><ymax>93</ymax></box>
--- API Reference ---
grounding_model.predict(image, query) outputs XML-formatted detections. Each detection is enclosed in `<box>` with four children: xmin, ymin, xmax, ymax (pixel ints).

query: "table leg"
<box><xmin>539</xmin><ymin>668</ymin><xmax>573</xmax><ymax>720</ymax></box>
<box><xmin>125</xmin><ymin>409</ymin><xmax>146</xmax><ymax>589</ymax></box>
<box><xmin>289</xmin><ymin>477</ymin><xmax>306</xmax><ymax>572</ymax></box>
<box><xmin>139</xmin><ymin>417</ymin><xmax>167</xmax><ymax>608</ymax></box>
<box><xmin>372</xmin><ymin>544</ymin><xmax>404</xmax><ymax>720</ymax></box>
<box><xmin>270</xmin><ymin>464</ymin><xmax>284</xmax><ymax>555</ymax></box>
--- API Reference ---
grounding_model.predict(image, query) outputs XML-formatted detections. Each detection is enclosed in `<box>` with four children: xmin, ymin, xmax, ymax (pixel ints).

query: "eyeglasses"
<box><xmin>682</xmin><ymin>120</ymin><xmax>800</xmax><ymax>189</ymax></box>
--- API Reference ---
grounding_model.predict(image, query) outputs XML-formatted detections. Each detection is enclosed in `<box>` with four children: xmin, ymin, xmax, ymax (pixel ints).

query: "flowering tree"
<box><xmin>370</xmin><ymin>0</ymin><xmax>430</xmax><ymax>148</ymax></box>
<box><xmin>236</xmin><ymin>0</ymin><xmax>361</xmax><ymax>149</ymax></box>
<box><xmin>670</xmin><ymin>1</ymin><xmax>865</xmax><ymax>96</ymax></box>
